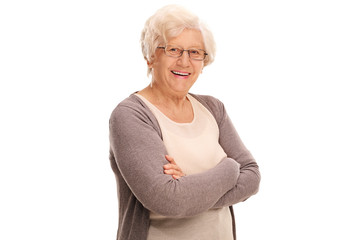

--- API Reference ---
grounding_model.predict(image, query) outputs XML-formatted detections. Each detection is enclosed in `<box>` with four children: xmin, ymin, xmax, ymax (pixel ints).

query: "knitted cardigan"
<box><xmin>109</xmin><ymin>93</ymin><xmax>260</xmax><ymax>240</ymax></box>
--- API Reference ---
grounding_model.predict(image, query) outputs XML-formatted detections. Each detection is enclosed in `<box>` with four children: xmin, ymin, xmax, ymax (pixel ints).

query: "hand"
<box><xmin>163</xmin><ymin>155</ymin><xmax>186</xmax><ymax>180</ymax></box>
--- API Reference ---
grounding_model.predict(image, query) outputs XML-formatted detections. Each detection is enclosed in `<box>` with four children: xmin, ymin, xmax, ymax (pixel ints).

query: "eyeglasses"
<box><xmin>157</xmin><ymin>45</ymin><xmax>208</xmax><ymax>61</ymax></box>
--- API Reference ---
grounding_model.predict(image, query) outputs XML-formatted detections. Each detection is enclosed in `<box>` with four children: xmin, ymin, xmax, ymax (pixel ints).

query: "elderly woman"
<box><xmin>109</xmin><ymin>5</ymin><xmax>260</xmax><ymax>240</ymax></box>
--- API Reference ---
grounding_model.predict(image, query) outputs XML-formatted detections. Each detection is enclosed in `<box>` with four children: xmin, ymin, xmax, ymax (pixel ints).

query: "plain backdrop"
<box><xmin>1</xmin><ymin>0</ymin><xmax>359</xmax><ymax>239</ymax></box>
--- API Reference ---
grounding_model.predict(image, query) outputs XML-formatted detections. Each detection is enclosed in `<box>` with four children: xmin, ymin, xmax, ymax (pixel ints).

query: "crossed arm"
<box><xmin>109</xmin><ymin>99</ymin><xmax>260</xmax><ymax>217</ymax></box>
<box><xmin>163</xmin><ymin>105</ymin><xmax>261</xmax><ymax>206</ymax></box>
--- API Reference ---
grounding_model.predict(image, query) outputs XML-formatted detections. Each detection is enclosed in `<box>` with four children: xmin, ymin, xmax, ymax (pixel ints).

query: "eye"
<box><xmin>168</xmin><ymin>47</ymin><xmax>181</xmax><ymax>53</ymax></box>
<box><xmin>189</xmin><ymin>49</ymin><xmax>200</xmax><ymax>55</ymax></box>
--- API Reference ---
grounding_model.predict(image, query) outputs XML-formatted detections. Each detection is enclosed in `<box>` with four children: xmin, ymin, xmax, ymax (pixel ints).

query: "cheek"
<box><xmin>156</xmin><ymin>57</ymin><xmax>176</xmax><ymax>72</ymax></box>
<box><xmin>194</xmin><ymin>62</ymin><xmax>204</xmax><ymax>75</ymax></box>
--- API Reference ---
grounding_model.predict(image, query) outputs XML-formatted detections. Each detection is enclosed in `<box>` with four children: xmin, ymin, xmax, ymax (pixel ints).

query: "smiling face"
<box><xmin>149</xmin><ymin>29</ymin><xmax>205</xmax><ymax>98</ymax></box>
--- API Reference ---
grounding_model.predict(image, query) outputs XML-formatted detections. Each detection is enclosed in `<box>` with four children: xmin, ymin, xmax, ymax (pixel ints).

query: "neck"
<box><xmin>141</xmin><ymin>83</ymin><xmax>188</xmax><ymax>108</ymax></box>
<box><xmin>137</xmin><ymin>83</ymin><xmax>194</xmax><ymax>123</ymax></box>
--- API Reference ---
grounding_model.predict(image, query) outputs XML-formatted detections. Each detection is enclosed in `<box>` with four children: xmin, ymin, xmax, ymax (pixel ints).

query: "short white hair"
<box><xmin>140</xmin><ymin>5</ymin><xmax>216</xmax><ymax>76</ymax></box>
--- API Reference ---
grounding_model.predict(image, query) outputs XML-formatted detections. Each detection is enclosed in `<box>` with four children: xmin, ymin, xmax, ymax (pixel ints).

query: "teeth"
<box><xmin>172</xmin><ymin>71</ymin><xmax>190</xmax><ymax>76</ymax></box>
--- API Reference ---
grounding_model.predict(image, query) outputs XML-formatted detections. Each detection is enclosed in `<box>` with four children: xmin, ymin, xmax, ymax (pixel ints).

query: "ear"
<box><xmin>146</xmin><ymin>54</ymin><xmax>156</xmax><ymax>68</ymax></box>
<box><xmin>147</xmin><ymin>60</ymin><xmax>153</xmax><ymax>68</ymax></box>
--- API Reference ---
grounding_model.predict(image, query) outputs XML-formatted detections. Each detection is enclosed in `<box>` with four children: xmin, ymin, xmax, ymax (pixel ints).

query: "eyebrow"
<box><xmin>167</xmin><ymin>44</ymin><xmax>205</xmax><ymax>49</ymax></box>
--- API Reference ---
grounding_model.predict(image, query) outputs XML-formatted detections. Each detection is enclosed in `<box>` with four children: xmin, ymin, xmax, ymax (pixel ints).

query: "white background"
<box><xmin>1</xmin><ymin>0</ymin><xmax>359</xmax><ymax>239</ymax></box>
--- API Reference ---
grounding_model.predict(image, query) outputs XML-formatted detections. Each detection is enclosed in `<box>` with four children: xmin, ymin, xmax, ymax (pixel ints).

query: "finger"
<box><xmin>164</xmin><ymin>169</ymin><xmax>181</xmax><ymax>175</ymax></box>
<box><xmin>164</xmin><ymin>169</ymin><xmax>185</xmax><ymax>178</ymax></box>
<box><xmin>165</xmin><ymin>155</ymin><xmax>176</xmax><ymax>164</ymax></box>
<box><xmin>164</xmin><ymin>169</ymin><xmax>185</xmax><ymax>179</ymax></box>
<box><xmin>164</xmin><ymin>164</ymin><xmax>185</xmax><ymax>176</ymax></box>
<box><xmin>172</xmin><ymin>174</ymin><xmax>180</xmax><ymax>180</ymax></box>
<box><xmin>163</xmin><ymin>163</ymin><xmax>180</xmax><ymax>170</ymax></box>
<box><xmin>164</xmin><ymin>155</ymin><xmax>185</xmax><ymax>178</ymax></box>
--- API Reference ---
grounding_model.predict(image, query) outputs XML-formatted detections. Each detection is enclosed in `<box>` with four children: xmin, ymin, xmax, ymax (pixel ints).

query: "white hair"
<box><xmin>140</xmin><ymin>5</ymin><xmax>216</xmax><ymax>76</ymax></box>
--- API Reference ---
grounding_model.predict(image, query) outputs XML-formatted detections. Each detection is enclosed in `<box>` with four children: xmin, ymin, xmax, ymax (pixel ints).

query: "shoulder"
<box><xmin>111</xmin><ymin>93</ymin><xmax>143</xmax><ymax>110</ymax></box>
<box><xmin>110</xmin><ymin>94</ymin><xmax>144</xmax><ymax>120</ymax></box>
<box><xmin>189</xmin><ymin>93</ymin><xmax>226</xmax><ymax>125</ymax></box>
<box><xmin>109</xmin><ymin>94</ymin><xmax>161</xmax><ymax>132</ymax></box>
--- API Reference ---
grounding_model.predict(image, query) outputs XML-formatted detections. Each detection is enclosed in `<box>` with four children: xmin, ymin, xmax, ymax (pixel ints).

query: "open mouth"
<box><xmin>171</xmin><ymin>70</ymin><xmax>191</xmax><ymax>77</ymax></box>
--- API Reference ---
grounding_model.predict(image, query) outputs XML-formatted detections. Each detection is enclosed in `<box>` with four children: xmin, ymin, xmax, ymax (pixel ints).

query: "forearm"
<box><xmin>212</xmin><ymin>160</ymin><xmax>260</xmax><ymax>208</ymax></box>
<box><xmin>112</xmin><ymin>144</ymin><xmax>240</xmax><ymax>217</ymax></box>
<box><xmin>140</xmin><ymin>158</ymin><xmax>240</xmax><ymax>217</ymax></box>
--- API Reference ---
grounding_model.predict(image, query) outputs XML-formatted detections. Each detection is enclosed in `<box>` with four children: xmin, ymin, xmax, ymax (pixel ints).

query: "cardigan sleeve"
<box><xmin>213</xmin><ymin>100</ymin><xmax>261</xmax><ymax>208</ymax></box>
<box><xmin>192</xmin><ymin>95</ymin><xmax>260</xmax><ymax>208</ymax></box>
<box><xmin>109</xmin><ymin>101</ymin><xmax>240</xmax><ymax>218</ymax></box>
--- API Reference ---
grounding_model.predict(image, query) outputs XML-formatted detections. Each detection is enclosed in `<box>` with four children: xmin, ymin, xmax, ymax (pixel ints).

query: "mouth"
<box><xmin>171</xmin><ymin>70</ymin><xmax>191</xmax><ymax>77</ymax></box>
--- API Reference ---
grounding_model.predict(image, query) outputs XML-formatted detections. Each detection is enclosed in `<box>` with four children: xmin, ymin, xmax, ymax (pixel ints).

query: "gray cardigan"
<box><xmin>109</xmin><ymin>93</ymin><xmax>260</xmax><ymax>240</ymax></box>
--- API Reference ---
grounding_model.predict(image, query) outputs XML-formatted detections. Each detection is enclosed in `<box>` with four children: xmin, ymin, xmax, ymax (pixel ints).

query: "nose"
<box><xmin>177</xmin><ymin>50</ymin><xmax>191</xmax><ymax>67</ymax></box>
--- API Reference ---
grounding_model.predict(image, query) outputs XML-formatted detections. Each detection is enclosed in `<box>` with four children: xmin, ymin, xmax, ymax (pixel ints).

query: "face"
<box><xmin>149</xmin><ymin>29</ymin><xmax>205</xmax><ymax>97</ymax></box>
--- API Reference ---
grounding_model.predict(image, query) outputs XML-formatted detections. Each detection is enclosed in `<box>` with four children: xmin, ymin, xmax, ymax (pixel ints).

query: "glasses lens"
<box><xmin>165</xmin><ymin>46</ymin><xmax>182</xmax><ymax>57</ymax></box>
<box><xmin>188</xmin><ymin>49</ymin><xmax>205</xmax><ymax>60</ymax></box>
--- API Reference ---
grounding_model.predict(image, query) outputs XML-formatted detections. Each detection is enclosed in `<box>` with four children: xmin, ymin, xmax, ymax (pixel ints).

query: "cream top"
<box><xmin>135</xmin><ymin>94</ymin><xmax>233</xmax><ymax>240</ymax></box>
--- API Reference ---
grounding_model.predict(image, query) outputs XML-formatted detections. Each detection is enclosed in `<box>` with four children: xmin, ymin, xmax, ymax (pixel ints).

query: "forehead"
<box><xmin>167</xmin><ymin>29</ymin><xmax>204</xmax><ymax>49</ymax></box>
